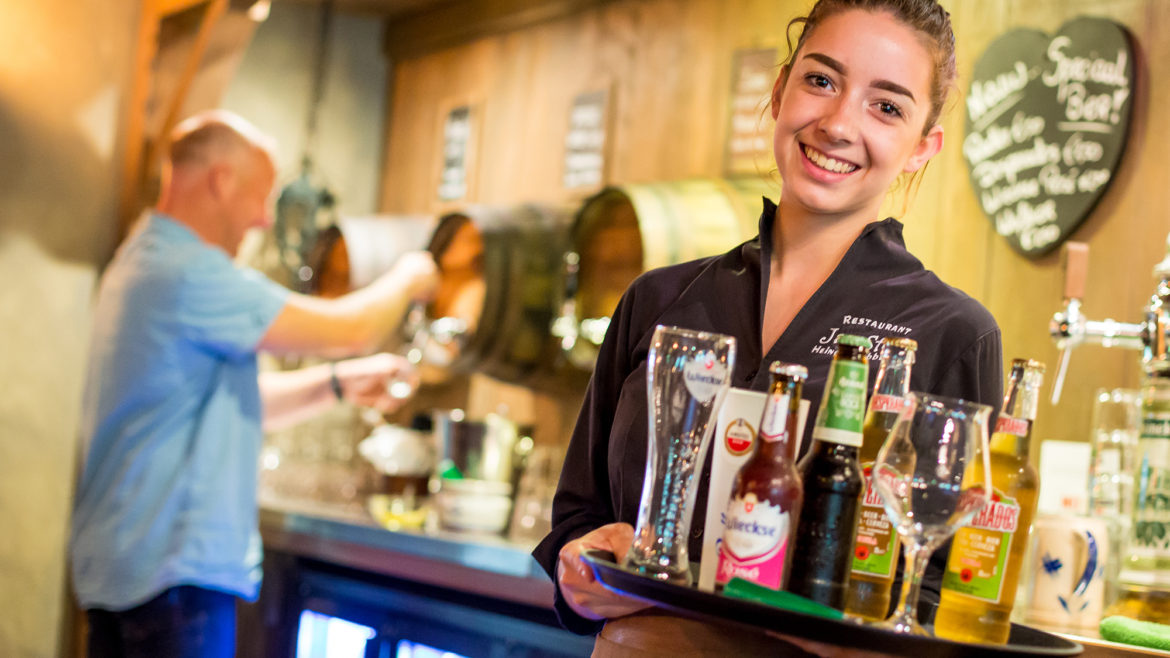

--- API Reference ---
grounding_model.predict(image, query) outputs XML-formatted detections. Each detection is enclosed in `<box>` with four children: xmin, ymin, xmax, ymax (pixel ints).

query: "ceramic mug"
<box><xmin>1024</xmin><ymin>513</ymin><xmax>1110</xmax><ymax>631</ymax></box>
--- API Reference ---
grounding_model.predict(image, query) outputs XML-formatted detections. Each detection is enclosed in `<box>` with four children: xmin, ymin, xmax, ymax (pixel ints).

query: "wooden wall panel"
<box><xmin>380</xmin><ymin>0</ymin><xmax>1170</xmax><ymax>451</ymax></box>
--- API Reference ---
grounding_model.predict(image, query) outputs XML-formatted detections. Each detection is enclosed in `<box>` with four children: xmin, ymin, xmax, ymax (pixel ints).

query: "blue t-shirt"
<box><xmin>71</xmin><ymin>212</ymin><xmax>289</xmax><ymax>611</ymax></box>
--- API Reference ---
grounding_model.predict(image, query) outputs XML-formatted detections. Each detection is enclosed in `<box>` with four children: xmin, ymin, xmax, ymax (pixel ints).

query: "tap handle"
<box><xmin>1062</xmin><ymin>241</ymin><xmax>1089</xmax><ymax>301</ymax></box>
<box><xmin>1050</xmin><ymin>346</ymin><xmax>1071</xmax><ymax>405</ymax></box>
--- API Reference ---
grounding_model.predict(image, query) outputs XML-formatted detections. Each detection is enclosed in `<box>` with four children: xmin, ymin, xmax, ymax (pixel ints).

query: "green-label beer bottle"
<box><xmin>935</xmin><ymin>358</ymin><xmax>1045</xmax><ymax>645</ymax></box>
<box><xmin>787</xmin><ymin>334</ymin><xmax>870</xmax><ymax>609</ymax></box>
<box><xmin>844</xmin><ymin>337</ymin><xmax>917</xmax><ymax>621</ymax></box>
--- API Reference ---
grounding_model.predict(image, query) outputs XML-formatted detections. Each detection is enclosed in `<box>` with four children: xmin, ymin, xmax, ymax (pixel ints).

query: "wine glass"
<box><xmin>872</xmin><ymin>392</ymin><xmax>992</xmax><ymax>635</ymax></box>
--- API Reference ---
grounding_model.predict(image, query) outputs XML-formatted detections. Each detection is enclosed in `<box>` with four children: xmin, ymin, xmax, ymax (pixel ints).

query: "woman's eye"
<box><xmin>804</xmin><ymin>73</ymin><xmax>832</xmax><ymax>89</ymax></box>
<box><xmin>877</xmin><ymin>101</ymin><xmax>904</xmax><ymax>118</ymax></box>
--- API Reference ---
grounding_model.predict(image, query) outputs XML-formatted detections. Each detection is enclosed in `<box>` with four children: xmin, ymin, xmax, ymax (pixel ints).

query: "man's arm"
<box><xmin>259</xmin><ymin>353</ymin><xmax>418</xmax><ymax>432</ymax></box>
<box><xmin>258</xmin><ymin>251</ymin><xmax>437</xmax><ymax>359</ymax></box>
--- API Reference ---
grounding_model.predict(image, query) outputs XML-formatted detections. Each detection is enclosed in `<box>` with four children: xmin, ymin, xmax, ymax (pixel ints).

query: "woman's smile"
<box><xmin>801</xmin><ymin>143</ymin><xmax>860</xmax><ymax>175</ymax></box>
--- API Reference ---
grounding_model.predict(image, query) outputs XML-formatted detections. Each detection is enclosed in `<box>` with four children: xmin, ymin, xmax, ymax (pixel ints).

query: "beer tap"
<box><xmin>1047</xmin><ymin>237</ymin><xmax>1170</xmax><ymax>403</ymax></box>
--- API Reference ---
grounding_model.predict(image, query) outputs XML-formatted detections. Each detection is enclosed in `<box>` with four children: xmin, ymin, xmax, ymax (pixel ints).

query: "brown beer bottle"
<box><xmin>716</xmin><ymin>363</ymin><xmax>807</xmax><ymax>590</ymax></box>
<box><xmin>844</xmin><ymin>337</ymin><xmax>917</xmax><ymax>620</ymax></box>
<box><xmin>935</xmin><ymin>359</ymin><xmax>1045</xmax><ymax>644</ymax></box>
<box><xmin>787</xmin><ymin>334</ymin><xmax>870</xmax><ymax>609</ymax></box>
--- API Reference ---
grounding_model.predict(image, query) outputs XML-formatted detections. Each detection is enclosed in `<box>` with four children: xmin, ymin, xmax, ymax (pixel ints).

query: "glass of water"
<box><xmin>624</xmin><ymin>325</ymin><xmax>736</xmax><ymax>583</ymax></box>
<box><xmin>1090</xmin><ymin>387</ymin><xmax>1141</xmax><ymax>603</ymax></box>
<box><xmin>1089</xmin><ymin>388</ymin><xmax>1141</xmax><ymax>519</ymax></box>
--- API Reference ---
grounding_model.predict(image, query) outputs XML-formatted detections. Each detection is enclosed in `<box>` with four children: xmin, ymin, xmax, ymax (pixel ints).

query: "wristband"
<box><xmin>329</xmin><ymin>362</ymin><xmax>344</xmax><ymax>401</ymax></box>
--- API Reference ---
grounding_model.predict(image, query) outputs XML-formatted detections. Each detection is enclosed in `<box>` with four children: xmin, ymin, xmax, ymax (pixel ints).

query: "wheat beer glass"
<box><xmin>872</xmin><ymin>392</ymin><xmax>992</xmax><ymax>635</ymax></box>
<box><xmin>625</xmin><ymin>325</ymin><xmax>736</xmax><ymax>583</ymax></box>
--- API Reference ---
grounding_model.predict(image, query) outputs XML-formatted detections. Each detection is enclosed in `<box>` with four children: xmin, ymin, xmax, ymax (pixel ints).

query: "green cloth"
<box><xmin>722</xmin><ymin>578</ymin><xmax>844</xmax><ymax>621</ymax></box>
<box><xmin>1099</xmin><ymin>616</ymin><xmax>1170</xmax><ymax>651</ymax></box>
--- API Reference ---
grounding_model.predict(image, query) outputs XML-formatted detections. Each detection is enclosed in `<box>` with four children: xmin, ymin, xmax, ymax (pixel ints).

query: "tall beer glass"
<box><xmin>625</xmin><ymin>325</ymin><xmax>736</xmax><ymax>583</ymax></box>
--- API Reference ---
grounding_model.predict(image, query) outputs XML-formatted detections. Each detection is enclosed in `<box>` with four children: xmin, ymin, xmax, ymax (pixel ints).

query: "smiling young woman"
<box><xmin>532</xmin><ymin>1</ymin><xmax>1004</xmax><ymax>654</ymax></box>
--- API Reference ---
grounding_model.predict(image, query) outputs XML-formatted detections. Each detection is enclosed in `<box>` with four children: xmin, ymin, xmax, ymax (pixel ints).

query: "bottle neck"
<box><xmin>811</xmin><ymin>350</ymin><xmax>868</xmax><ymax>448</ymax></box>
<box><xmin>759</xmin><ymin>377</ymin><xmax>804</xmax><ymax>461</ymax></box>
<box><xmin>867</xmin><ymin>349</ymin><xmax>914</xmax><ymax>413</ymax></box>
<box><xmin>993</xmin><ymin>366</ymin><xmax>1043</xmax><ymax>456</ymax></box>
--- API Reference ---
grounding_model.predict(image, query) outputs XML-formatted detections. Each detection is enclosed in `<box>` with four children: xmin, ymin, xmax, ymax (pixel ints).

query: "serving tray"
<box><xmin>582</xmin><ymin>550</ymin><xmax>1082</xmax><ymax>657</ymax></box>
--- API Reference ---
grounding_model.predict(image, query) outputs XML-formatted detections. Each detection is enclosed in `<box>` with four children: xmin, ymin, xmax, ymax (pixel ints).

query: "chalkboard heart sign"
<box><xmin>963</xmin><ymin>17</ymin><xmax>1134</xmax><ymax>258</ymax></box>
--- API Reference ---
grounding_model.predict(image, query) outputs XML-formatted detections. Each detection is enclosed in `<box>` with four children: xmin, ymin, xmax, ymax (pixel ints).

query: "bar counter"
<box><xmin>240</xmin><ymin>496</ymin><xmax>593</xmax><ymax>657</ymax></box>
<box><xmin>258</xmin><ymin>498</ymin><xmax>554</xmax><ymax>608</ymax></box>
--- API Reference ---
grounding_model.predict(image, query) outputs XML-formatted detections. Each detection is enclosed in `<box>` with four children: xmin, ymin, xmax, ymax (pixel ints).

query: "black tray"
<box><xmin>582</xmin><ymin>550</ymin><xmax>1083</xmax><ymax>657</ymax></box>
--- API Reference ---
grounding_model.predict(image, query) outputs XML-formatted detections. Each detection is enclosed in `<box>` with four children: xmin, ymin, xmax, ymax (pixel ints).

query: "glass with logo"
<box><xmin>716</xmin><ymin>362</ymin><xmax>806</xmax><ymax>590</ymax></box>
<box><xmin>624</xmin><ymin>325</ymin><xmax>736</xmax><ymax>584</ymax></box>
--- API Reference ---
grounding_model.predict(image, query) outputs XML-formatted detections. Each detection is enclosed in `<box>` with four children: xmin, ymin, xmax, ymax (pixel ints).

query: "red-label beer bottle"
<box><xmin>845</xmin><ymin>337</ymin><xmax>917</xmax><ymax>620</ymax></box>
<box><xmin>716</xmin><ymin>362</ymin><xmax>807</xmax><ymax>590</ymax></box>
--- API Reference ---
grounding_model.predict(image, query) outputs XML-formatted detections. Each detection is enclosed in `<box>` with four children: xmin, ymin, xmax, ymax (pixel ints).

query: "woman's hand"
<box><xmin>557</xmin><ymin>523</ymin><xmax>652</xmax><ymax>621</ymax></box>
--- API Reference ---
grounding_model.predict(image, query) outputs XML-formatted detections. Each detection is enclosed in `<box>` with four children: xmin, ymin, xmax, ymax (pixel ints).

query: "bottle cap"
<box><xmin>1011</xmin><ymin>358</ymin><xmax>1046</xmax><ymax>373</ymax></box>
<box><xmin>769</xmin><ymin>361</ymin><xmax>808</xmax><ymax>380</ymax></box>
<box><xmin>880</xmin><ymin>337</ymin><xmax>918</xmax><ymax>351</ymax></box>
<box><xmin>836</xmin><ymin>334</ymin><xmax>872</xmax><ymax>349</ymax></box>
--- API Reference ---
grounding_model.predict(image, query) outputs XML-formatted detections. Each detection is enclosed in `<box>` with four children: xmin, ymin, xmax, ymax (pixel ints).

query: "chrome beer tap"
<box><xmin>1048</xmin><ymin>237</ymin><xmax>1170</xmax><ymax>403</ymax></box>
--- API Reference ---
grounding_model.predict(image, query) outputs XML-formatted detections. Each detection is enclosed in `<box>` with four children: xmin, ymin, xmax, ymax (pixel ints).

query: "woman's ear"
<box><xmin>770</xmin><ymin>66</ymin><xmax>789</xmax><ymax>121</ymax></box>
<box><xmin>903</xmin><ymin>124</ymin><xmax>944</xmax><ymax>173</ymax></box>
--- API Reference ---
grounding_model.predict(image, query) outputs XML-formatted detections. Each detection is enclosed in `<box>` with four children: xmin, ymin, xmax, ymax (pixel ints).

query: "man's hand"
<box><xmin>334</xmin><ymin>352</ymin><xmax>419</xmax><ymax>414</ymax></box>
<box><xmin>557</xmin><ymin>523</ymin><xmax>652</xmax><ymax>621</ymax></box>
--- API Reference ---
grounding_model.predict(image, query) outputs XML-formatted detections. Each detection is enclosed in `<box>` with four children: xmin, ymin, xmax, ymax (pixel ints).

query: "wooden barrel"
<box><xmin>306</xmin><ymin>215</ymin><xmax>435</xmax><ymax>298</ymax></box>
<box><xmin>558</xmin><ymin>177</ymin><xmax>777</xmax><ymax>369</ymax></box>
<box><xmin>416</xmin><ymin>204</ymin><xmax>575</xmax><ymax>387</ymax></box>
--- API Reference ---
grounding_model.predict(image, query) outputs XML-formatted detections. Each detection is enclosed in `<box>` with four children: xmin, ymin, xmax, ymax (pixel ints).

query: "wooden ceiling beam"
<box><xmin>382</xmin><ymin>0</ymin><xmax>608</xmax><ymax>59</ymax></box>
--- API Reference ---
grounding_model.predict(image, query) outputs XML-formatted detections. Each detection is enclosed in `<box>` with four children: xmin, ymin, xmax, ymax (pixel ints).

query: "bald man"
<box><xmin>70</xmin><ymin>110</ymin><xmax>437</xmax><ymax>657</ymax></box>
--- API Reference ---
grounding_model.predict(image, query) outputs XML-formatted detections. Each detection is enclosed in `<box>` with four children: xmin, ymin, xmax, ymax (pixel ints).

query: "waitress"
<box><xmin>532</xmin><ymin>0</ymin><xmax>1003</xmax><ymax>653</ymax></box>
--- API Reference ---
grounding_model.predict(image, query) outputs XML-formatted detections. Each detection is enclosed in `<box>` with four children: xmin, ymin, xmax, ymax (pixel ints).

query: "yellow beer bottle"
<box><xmin>934</xmin><ymin>359</ymin><xmax>1045</xmax><ymax>644</ymax></box>
<box><xmin>844</xmin><ymin>337</ymin><xmax>917</xmax><ymax>621</ymax></box>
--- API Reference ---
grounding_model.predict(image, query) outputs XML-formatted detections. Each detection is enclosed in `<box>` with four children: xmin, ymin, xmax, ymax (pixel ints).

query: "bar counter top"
<box><xmin>258</xmin><ymin>495</ymin><xmax>555</xmax><ymax>610</ymax></box>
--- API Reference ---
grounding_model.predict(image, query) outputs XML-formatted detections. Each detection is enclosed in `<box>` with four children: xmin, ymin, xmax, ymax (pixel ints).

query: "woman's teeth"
<box><xmin>804</xmin><ymin>146</ymin><xmax>858</xmax><ymax>174</ymax></box>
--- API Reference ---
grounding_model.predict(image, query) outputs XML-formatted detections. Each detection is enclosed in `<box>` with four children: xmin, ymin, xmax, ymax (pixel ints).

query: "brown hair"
<box><xmin>780</xmin><ymin>0</ymin><xmax>957</xmax><ymax>135</ymax></box>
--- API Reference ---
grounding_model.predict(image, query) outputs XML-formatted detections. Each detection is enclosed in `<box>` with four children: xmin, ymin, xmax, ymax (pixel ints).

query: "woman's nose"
<box><xmin>818</xmin><ymin>98</ymin><xmax>859</xmax><ymax>143</ymax></box>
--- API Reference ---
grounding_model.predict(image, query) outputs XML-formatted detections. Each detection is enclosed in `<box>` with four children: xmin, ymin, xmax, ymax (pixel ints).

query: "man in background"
<box><xmin>69</xmin><ymin>110</ymin><xmax>438</xmax><ymax>656</ymax></box>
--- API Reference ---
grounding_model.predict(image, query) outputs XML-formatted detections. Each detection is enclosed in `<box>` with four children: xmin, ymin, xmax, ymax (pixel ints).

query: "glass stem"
<box><xmin>894</xmin><ymin>543</ymin><xmax>932</xmax><ymax>624</ymax></box>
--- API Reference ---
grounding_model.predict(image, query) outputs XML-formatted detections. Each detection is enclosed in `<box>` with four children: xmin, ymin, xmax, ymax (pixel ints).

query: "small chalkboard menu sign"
<box><xmin>962</xmin><ymin>17</ymin><xmax>1134</xmax><ymax>258</ymax></box>
<box><xmin>724</xmin><ymin>48</ymin><xmax>778</xmax><ymax>177</ymax></box>
<box><xmin>563</xmin><ymin>89</ymin><xmax>610</xmax><ymax>190</ymax></box>
<box><xmin>438</xmin><ymin>105</ymin><xmax>474</xmax><ymax>202</ymax></box>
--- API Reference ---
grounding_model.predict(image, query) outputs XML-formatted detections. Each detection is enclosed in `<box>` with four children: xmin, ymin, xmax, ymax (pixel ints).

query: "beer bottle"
<box><xmin>787</xmin><ymin>334</ymin><xmax>870</xmax><ymax>609</ymax></box>
<box><xmin>716</xmin><ymin>363</ymin><xmax>807</xmax><ymax>590</ymax></box>
<box><xmin>844</xmin><ymin>337</ymin><xmax>917</xmax><ymax>621</ymax></box>
<box><xmin>935</xmin><ymin>358</ymin><xmax>1045</xmax><ymax>644</ymax></box>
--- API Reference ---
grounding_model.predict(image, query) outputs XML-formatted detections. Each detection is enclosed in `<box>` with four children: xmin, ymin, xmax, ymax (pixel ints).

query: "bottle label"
<box><xmin>717</xmin><ymin>493</ymin><xmax>790</xmax><ymax>589</ymax></box>
<box><xmin>683</xmin><ymin>350</ymin><xmax>727</xmax><ymax>403</ymax></box>
<box><xmin>869</xmin><ymin>394</ymin><xmax>906</xmax><ymax>414</ymax></box>
<box><xmin>813</xmin><ymin>360</ymin><xmax>867</xmax><ymax>447</ymax></box>
<box><xmin>724</xmin><ymin>418</ymin><xmax>756</xmax><ymax>456</ymax></box>
<box><xmin>941</xmin><ymin>491</ymin><xmax>1020</xmax><ymax>602</ymax></box>
<box><xmin>995</xmin><ymin>415</ymin><xmax>1028</xmax><ymax>437</ymax></box>
<box><xmin>759</xmin><ymin>392</ymin><xmax>791</xmax><ymax>443</ymax></box>
<box><xmin>852</xmin><ymin>464</ymin><xmax>898</xmax><ymax>578</ymax></box>
<box><xmin>1130</xmin><ymin>412</ymin><xmax>1170</xmax><ymax>563</ymax></box>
